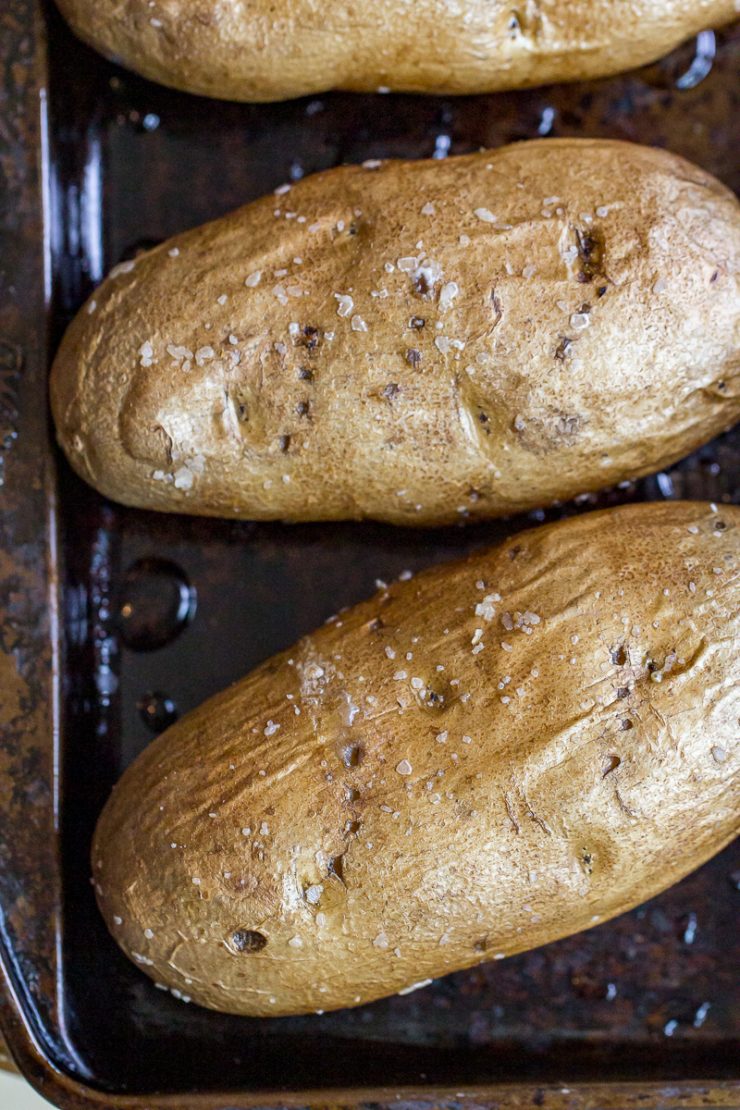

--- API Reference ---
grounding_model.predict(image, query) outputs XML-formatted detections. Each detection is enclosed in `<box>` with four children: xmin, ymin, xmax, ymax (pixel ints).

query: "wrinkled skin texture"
<box><xmin>51</xmin><ymin>141</ymin><xmax>740</xmax><ymax>527</ymax></box>
<box><xmin>55</xmin><ymin>0</ymin><xmax>738</xmax><ymax>101</ymax></box>
<box><xmin>93</xmin><ymin>502</ymin><xmax>740</xmax><ymax>1017</ymax></box>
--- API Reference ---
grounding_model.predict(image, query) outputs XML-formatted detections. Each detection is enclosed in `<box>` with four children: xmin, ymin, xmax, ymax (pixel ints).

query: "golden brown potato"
<box><xmin>51</xmin><ymin>140</ymin><xmax>740</xmax><ymax>527</ymax></box>
<box><xmin>54</xmin><ymin>0</ymin><xmax>737</xmax><ymax>102</ymax></box>
<box><xmin>92</xmin><ymin>501</ymin><xmax>740</xmax><ymax>1017</ymax></box>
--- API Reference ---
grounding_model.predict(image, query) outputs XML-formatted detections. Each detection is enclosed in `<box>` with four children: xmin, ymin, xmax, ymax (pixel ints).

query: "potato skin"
<box><xmin>93</xmin><ymin>502</ymin><xmax>740</xmax><ymax>1017</ymax></box>
<box><xmin>55</xmin><ymin>0</ymin><xmax>737</xmax><ymax>102</ymax></box>
<box><xmin>51</xmin><ymin>140</ymin><xmax>740</xmax><ymax>527</ymax></box>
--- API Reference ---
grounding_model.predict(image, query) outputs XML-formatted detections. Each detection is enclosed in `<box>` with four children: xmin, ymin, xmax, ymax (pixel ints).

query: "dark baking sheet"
<box><xmin>0</xmin><ymin>1</ymin><xmax>738</xmax><ymax>1106</ymax></box>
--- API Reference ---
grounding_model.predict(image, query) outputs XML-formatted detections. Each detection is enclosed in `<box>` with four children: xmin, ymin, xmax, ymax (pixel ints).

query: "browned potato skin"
<box><xmin>55</xmin><ymin>0</ymin><xmax>737</xmax><ymax>102</ymax></box>
<box><xmin>93</xmin><ymin>502</ymin><xmax>740</xmax><ymax>1017</ymax></box>
<box><xmin>51</xmin><ymin>140</ymin><xmax>740</xmax><ymax>527</ymax></box>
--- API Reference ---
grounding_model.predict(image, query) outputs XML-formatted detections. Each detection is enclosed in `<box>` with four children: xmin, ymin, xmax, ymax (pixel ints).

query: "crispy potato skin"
<box><xmin>55</xmin><ymin>0</ymin><xmax>737</xmax><ymax>101</ymax></box>
<box><xmin>51</xmin><ymin>141</ymin><xmax>740</xmax><ymax>527</ymax></box>
<box><xmin>93</xmin><ymin>502</ymin><xmax>740</xmax><ymax>1017</ymax></box>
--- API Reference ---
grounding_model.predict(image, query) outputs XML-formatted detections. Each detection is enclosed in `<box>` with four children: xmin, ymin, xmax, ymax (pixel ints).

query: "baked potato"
<box><xmin>51</xmin><ymin>140</ymin><xmax>740</xmax><ymax>527</ymax></box>
<box><xmin>54</xmin><ymin>0</ymin><xmax>738</xmax><ymax>102</ymax></box>
<box><xmin>92</xmin><ymin>501</ymin><xmax>740</xmax><ymax>1016</ymax></box>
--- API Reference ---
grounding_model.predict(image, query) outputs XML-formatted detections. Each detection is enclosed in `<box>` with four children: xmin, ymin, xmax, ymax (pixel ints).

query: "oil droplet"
<box><xmin>137</xmin><ymin>692</ymin><xmax>178</xmax><ymax>733</ymax></box>
<box><xmin>117</xmin><ymin>558</ymin><xmax>196</xmax><ymax>650</ymax></box>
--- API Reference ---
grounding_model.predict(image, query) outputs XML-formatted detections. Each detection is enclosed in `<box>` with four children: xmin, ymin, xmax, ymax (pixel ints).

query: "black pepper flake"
<box><xmin>382</xmin><ymin>383</ymin><xmax>400</xmax><ymax>400</ymax></box>
<box><xmin>327</xmin><ymin>854</ymin><xmax>345</xmax><ymax>882</ymax></box>
<box><xmin>231</xmin><ymin>929</ymin><xmax>267</xmax><ymax>953</ymax></box>
<box><xmin>405</xmin><ymin>348</ymin><xmax>422</xmax><ymax>368</ymax></box>
<box><xmin>409</xmin><ymin>316</ymin><xmax>426</xmax><ymax>329</ymax></box>
<box><xmin>597</xmin><ymin>286</ymin><xmax>608</xmax><ymax>298</ymax></box>
<box><xmin>298</xmin><ymin>367</ymin><xmax>314</xmax><ymax>381</ymax></box>
<box><xmin>555</xmin><ymin>337</ymin><xmax>573</xmax><ymax>361</ymax></box>
<box><xmin>574</xmin><ymin>227</ymin><xmax>604</xmax><ymax>283</ymax></box>
<box><xmin>279</xmin><ymin>434</ymin><xmax>291</xmax><ymax>453</ymax></box>
<box><xmin>298</xmin><ymin>325</ymin><xmax>321</xmax><ymax>350</ymax></box>
<box><xmin>296</xmin><ymin>400</ymin><xmax>310</xmax><ymax>416</ymax></box>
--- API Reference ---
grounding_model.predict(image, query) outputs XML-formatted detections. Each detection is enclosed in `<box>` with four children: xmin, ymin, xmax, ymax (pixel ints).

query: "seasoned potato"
<box><xmin>93</xmin><ymin>502</ymin><xmax>740</xmax><ymax>1016</ymax></box>
<box><xmin>51</xmin><ymin>140</ymin><xmax>740</xmax><ymax>527</ymax></box>
<box><xmin>55</xmin><ymin>0</ymin><xmax>737</xmax><ymax>102</ymax></box>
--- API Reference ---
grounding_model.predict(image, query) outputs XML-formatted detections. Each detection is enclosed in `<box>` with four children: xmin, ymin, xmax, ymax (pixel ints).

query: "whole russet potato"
<box><xmin>54</xmin><ymin>0</ymin><xmax>737</xmax><ymax>102</ymax></box>
<box><xmin>51</xmin><ymin>140</ymin><xmax>740</xmax><ymax>527</ymax></box>
<box><xmin>92</xmin><ymin>502</ymin><xmax>740</xmax><ymax>1017</ymax></box>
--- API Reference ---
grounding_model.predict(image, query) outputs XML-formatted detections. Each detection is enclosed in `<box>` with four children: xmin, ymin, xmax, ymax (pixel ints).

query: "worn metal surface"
<box><xmin>0</xmin><ymin>1</ymin><xmax>738</xmax><ymax>1107</ymax></box>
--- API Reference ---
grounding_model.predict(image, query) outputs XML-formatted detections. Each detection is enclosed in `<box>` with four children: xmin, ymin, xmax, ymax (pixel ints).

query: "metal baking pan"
<box><xmin>0</xmin><ymin>1</ymin><xmax>738</xmax><ymax>1106</ymax></box>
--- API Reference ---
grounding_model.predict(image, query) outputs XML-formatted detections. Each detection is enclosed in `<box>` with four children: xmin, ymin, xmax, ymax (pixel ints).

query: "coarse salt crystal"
<box><xmin>264</xmin><ymin>720</ymin><xmax>280</xmax><ymax>736</ymax></box>
<box><xmin>244</xmin><ymin>271</ymin><xmax>262</xmax><ymax>287</ymax></box>
<box><xmin>396</xmin><ymin>759</ymin><xmax>413</xmax><ymax>775</ymax></box>
<box><xmin>335</xmin><ymin>293</ymin><xmax>354</xmax><ymax>317</ymax></box>
<box><xmin>439</xmin><ymin>282</ymin><xmax>459</xmax><ymax>311</ymax></box>
<box><xmin>195</xmin><ymin>346</ymin><xmax>214</xmax><ymax>365</ymax></box>
<box><xmin>474</xmin><ymin>208</ymin><xmax>497</xmax><ymax>223</ymax></box>
<box><xmin>173</xmin><ymin>467</ymin><xmax>194</xmax><ymax>491</ymax></box>
<box><xmin>435</xmin><ymin>336</ymin><xmax>465</xmax><ymax>354</ymax></box>
<box><xmin>398</xmin><ymin>979</ymin><xmax>433</xmax><ymax>995</ymax></box>
<box><xmin>109</xmin><ymin>260</ymin><xmax>135</xmax><ymax>278</ymax></box>
<box><xmin>351</xmin><ymin>314</ymin><xmax>368</xmax><ymax>332</ymax></box>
